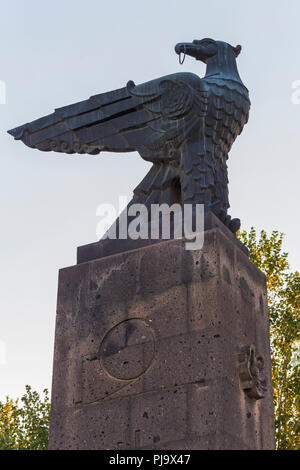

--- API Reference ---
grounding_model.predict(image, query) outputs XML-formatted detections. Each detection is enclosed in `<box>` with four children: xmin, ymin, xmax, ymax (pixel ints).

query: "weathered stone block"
<box><xmin>49</xmin><ymin>225</ymin><xmax>275</xmax><ymax>450</ymax></box>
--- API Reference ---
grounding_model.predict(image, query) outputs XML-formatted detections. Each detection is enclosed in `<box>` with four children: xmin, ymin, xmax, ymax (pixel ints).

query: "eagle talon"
<box><xmin>214</xmin><ymin>209</ymin><xmax>241</xmax><ymax>234</ymax></box>
<box><xmin>229</xmin><ymin>218</ymin><xmax>241</xmax><ymax>234</ymax></box>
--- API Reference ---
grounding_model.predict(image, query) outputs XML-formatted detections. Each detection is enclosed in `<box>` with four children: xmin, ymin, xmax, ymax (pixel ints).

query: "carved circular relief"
<box><xmin>99</xmin><ymin>319</ymin><xmax>155</xmax><ymax>381</ymax></box>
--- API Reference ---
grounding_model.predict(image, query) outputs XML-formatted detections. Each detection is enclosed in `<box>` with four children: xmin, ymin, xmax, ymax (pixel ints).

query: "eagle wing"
<box><xmin>8</xmin><ymin>72</ymin><xmax>209</xmax><ymax>161</ymax></box>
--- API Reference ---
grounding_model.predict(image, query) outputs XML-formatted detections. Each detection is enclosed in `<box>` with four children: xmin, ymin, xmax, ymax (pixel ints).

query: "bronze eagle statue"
<box><xmin>8</xmin><ymin>38</ymin><xmax>250</xmax><ymax>234</ymax></box>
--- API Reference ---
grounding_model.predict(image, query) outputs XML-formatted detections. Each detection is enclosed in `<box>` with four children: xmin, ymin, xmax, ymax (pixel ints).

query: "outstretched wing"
<box><xmin>8</xmin><ymin>73</ymin><xmax>209</xmax><ymax>160</ymax></box>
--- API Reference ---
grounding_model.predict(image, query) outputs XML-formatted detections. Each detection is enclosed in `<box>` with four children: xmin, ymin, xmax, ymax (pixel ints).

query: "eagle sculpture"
<box><xmin>8</xmin><ymin>38</ymin><xmax>250</xmax><ymax>234</ymax></box>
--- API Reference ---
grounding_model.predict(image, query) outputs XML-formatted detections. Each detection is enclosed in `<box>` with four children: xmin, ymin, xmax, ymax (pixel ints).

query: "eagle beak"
<box><xmin>175</xmin><ymin>42</ymin><xmax>199</xmax><ymax>59</ymax></box>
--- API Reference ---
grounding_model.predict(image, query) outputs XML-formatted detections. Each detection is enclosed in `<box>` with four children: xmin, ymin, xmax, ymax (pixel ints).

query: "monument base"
<box><xmin>49</xmin><ymin>221</ymin><xmax>275</xmax><ymax>450</ymax></box>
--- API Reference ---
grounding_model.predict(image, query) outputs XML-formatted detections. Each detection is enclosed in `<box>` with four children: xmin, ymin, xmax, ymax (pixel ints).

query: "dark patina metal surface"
<box><xmin>8</xmin><ymin>38</ymin><xmax>250</xmax><ymax>233</ymax></box>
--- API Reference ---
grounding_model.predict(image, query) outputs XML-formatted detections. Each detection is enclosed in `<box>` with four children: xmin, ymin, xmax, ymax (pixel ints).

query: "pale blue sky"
<box><xmin>0</xmin><ymin>0</ymin><xmax>299</xmax><ymax>400</ymax></box>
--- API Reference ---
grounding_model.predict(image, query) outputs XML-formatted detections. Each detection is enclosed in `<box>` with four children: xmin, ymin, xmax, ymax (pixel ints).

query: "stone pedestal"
<box><xmin>49</xmin><ymin>221</ymin><xmax>275</xmax><ymax>450</ymax></box>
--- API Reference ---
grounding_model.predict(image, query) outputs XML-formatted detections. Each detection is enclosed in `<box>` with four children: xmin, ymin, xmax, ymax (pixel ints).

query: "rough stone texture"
<box><xmin>49</xmin><ymin>227</ymin><xmax>275</xmax><ymax>450</ymax></box>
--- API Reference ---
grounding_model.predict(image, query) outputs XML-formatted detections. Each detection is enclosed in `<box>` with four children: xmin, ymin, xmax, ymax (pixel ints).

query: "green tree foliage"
<box><xmin>238</xmin><ymin>228</ymin><xmax>300</xmax><ymax>450</ymax></box>
<box><xmin>0</xmin><ymin>385</ymin><xmax>50</xmax><ymax>450</ymax></box>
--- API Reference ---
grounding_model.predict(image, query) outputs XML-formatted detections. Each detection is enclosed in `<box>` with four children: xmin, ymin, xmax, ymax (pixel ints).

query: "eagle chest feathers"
<box><xmin>133</xmin><ymin>74</ymin><xmax>250</xmax><ymax>209</ymax></box>
<box><xmin>180</xmin><ymin>77</ymin><xmax>251</xmax><ymax>205</ymax></box>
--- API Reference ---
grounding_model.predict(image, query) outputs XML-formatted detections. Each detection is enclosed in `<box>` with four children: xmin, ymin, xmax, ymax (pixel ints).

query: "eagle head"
<box><xmin>175</xmin><ymin>38</ymin><xmax>241</xmax><ymax>64</ymax></box>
